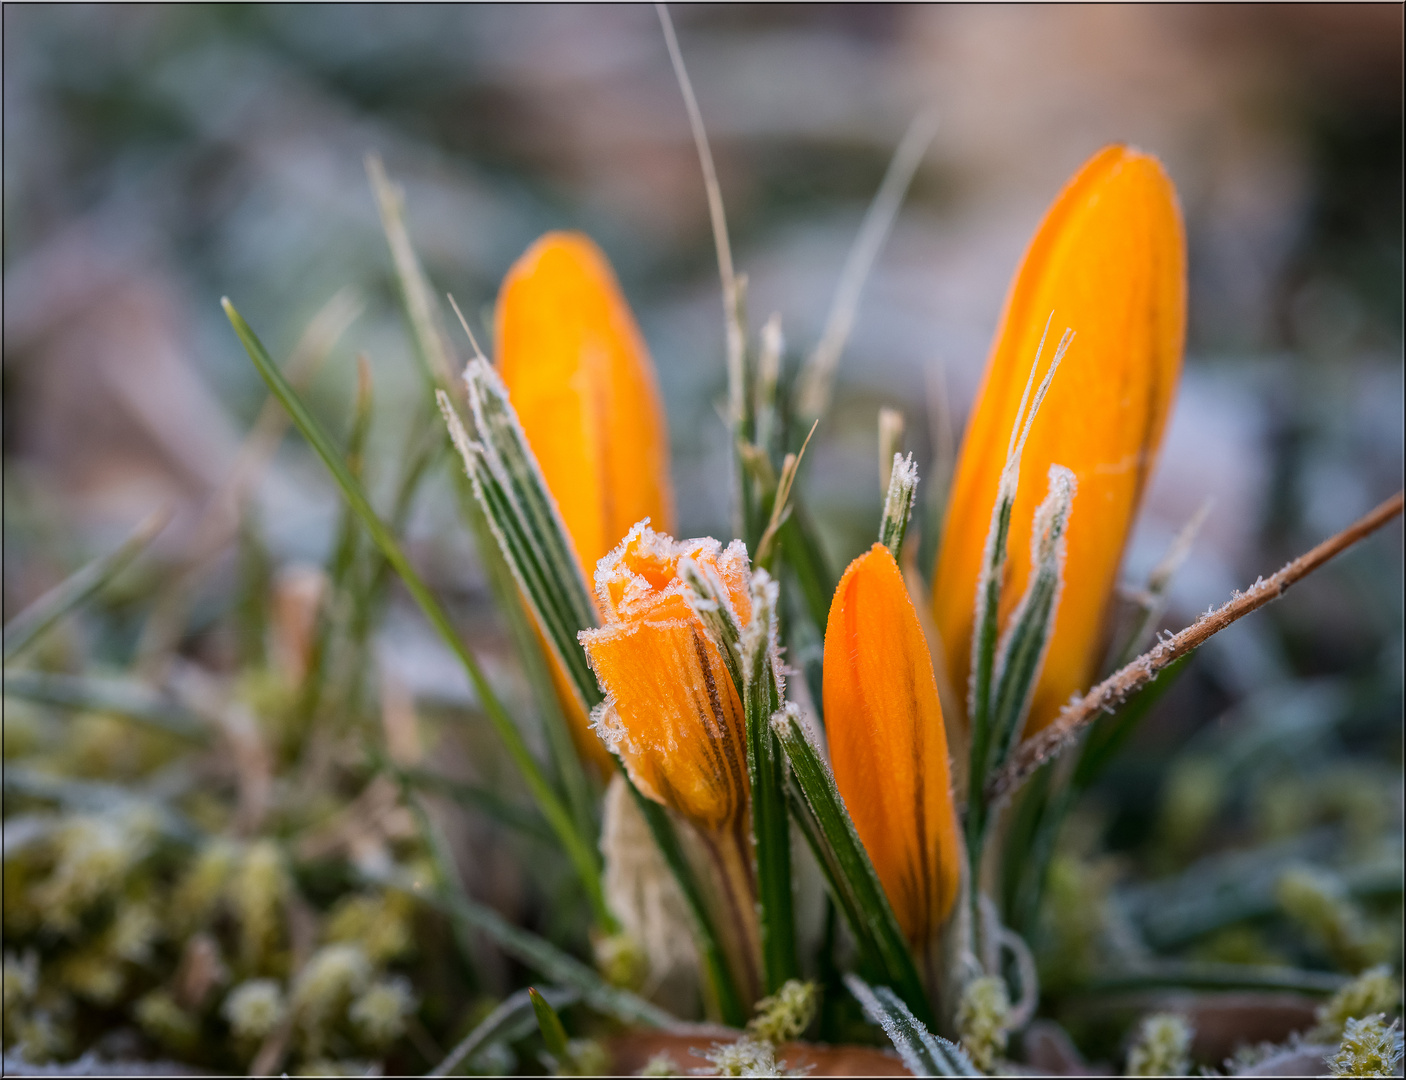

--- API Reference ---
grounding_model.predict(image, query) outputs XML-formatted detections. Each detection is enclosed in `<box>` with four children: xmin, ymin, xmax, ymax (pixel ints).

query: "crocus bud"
<box><xmin>496</xmin><ymin>232</ymin><xmax>675</xmax><ymax>576</ymax></box>
<box><xmin>581</xmin><ymin>522</ymin><xmax>761</xmax><ymax>1001</ymax></box>
<box><xmin>825</xmin><ymin>543</ymin><xmax>962</xmax><ymax>946</ymax></box>
<box><xmin>932</xmin><ymin>145</ymin><xmax>1186</xmax><ymax>737</ymax></box>
<box><xmin>496</xmin><ymin>232</ymin><xmax>676</xmax><ymax>770</ymax></box>
<box><xmin>579</xmin><ymin>523</ymin><xmax>751</xmax><ymax>833</ymax></box>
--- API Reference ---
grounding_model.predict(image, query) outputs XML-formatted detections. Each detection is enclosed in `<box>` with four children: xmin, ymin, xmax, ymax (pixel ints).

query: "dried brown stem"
<box><xmin>989</xmin><ymin>490</ymin><xmax>1404</xmax><ymax>802</ymax></box>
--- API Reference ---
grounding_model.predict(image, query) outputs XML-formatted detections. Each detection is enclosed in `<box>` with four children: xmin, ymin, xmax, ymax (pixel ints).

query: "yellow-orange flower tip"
<box><xmin>932</xmin><ymin>143</ymin><xmax>1186</xmax><ymax>739</ymax></box>
<box><xmin>579</xmin><ymin>521</ymin><xmax>752</xmax><ymax>833</ymax></box>
<box><xmin>825</xmin><ymin>543</ymin><xmax>962</xmax><ymax>946</ymax></box>
<box><xmin>495</xmin><ymin>231</ymin><xmax>676</xmax><ymax>582</ymax></box>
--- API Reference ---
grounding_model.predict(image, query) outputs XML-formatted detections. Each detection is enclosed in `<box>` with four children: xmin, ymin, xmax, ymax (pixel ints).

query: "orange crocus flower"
<box><xmin>580</xmin><ymin>521</ymin><xmax>759</xmax><ymax>996</ymax></box>
<box><xmin>932</xmin><ymin>144</ymin><xmax>1186</xmax><ymax>738</ymax></box>
<box><xmin>825</xmin><ymin>543</ymin><xmax>962</xmax><ymax>946</ymax></box>
<box><xmin>496</xmin><ymin>232</ymin><xmax>676</xmax><ymax>771</ymax></box>
<box><xmin>580</xmin><ymin>522</ymin><xmax>751</xmax><ymax>832</ymax></box>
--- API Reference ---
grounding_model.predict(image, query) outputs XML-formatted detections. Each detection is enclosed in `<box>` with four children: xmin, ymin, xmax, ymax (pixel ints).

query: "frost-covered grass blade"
<box><xmin>440</xmin><ymin>361</ymin><xmax>746</xmax><ymax>1027</ymax></box>
<box><xmin>772</xmin><ymin>704</ymin><xmax>933</xmax><ymax>1025</ymax></box>
<box><xmin>880</xmin><ymin>452</ymin><xmax>919</xmax><ymax>561</ymax></box>
<box><xmin>844</xmin><ymin>973</ymin><xmax>979</xmax><ymax>1077</ymax></box>
<box><xmin>682</xmin><ymin>558</ymin><xmax>798</xmax><ymax>993</ymax></box>
<box><xmin>985</xmin><ymin>465</ymin><xmax>1075</xmax><ymax>788</ymax></box>
<box><xmin>439</xmin><ymin>375</ymin><xmax>599</xmax><ymax>715</ymax></box>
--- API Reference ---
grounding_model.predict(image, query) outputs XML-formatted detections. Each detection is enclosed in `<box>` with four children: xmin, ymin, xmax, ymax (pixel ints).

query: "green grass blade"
<box><xmin>773</xmin><ymin>705</ymin><xmax>932</xmax><ymax>1026</ymax></box>
<box><xmin>464</xmin><ymin>489</ymin><xmax>601</xmax><ymax>843</ymax></box>
<box><xmin>366</xmin><ymin>154</ymin><xmax>457</xmax><ymax>391</ymax></box>
<box><xmin>879</xmin><ymin>453</ymin><xmax>919</xmax><ymax>562</ymax></box>
<box><xmin>441</xmin><ymin>379</ymin><xmax>600</xmax><ymax>709</ymax></box>
<box><xmin>985</xmin><ymin>466</ymin><xmax>1075</xmax><ymax>777</ymax></box>
<box><xmin>442</xmin><ymin>369</ymin><xmax>745</xmax><ymax>1012</ymax></box>
<box><xmin>681</xmin><ymin>556</ymin><xmax>798</xmax><ymax>991</ymax></box>
<box><xmin>222</xmin><ymin>298</ymin><xmax>609</xmax><ymax>928</ymax></box>
<box><xmin>529</xmin><ymin>987</ymin><xmax>572</xmax><ymax>1062</ymax></box>
<box><xmin>743</xmin><ymin>573</ymin><xmax>798</xmax><ymax>991</ymax></box>
<box><xmin>964</xmin><ymin>327</ymin><xmax>1071</xmax><ymax>945</ymax></box>
<box><xmin>3</xmin><ymin>508</ymin><xmax>168</xmax><ymax>663</ymax></box>
<box><xmin>369</xmin><ymin>155</ymin><xmax>599</xmax><ymax>844</ymax></box>
<box><xmin>383</xmin><ymin>761</ymin><xmax>556</xmax><ymax>846</ymax></box>
<box><xmin>297</xmin><ymin>356</ymin><xmax>374</xmax><ymax>725</ymax></box>
<box><xmin>777</xmin><ymin>503</ymin><xmax>835</xmax><ymax>639</ymax></box>
<box><xmin>1</xmin><ymin>670</ymin><xmax>208</xmax><ymax>743</ymax></box>
<box><xmin>1002</xmin><ymin>656</ymin><xmax>1191</xmax><ymax>937</ymax></box>
<box><xmin>428</xmin><ymin>986</ymin><xmax>579</xmax><ymax>1077</ymax></box>
<box><xmin>394</xmin><ymin>788</ymin><xmax>684</xmax><ymax>1032</ymax></box>
<box><xmin>844</xmin><ymin>973</ymin><xmax>979</xmax><ymax>1077</ymax></box>
<box><xmin>391</xmin><ymin>856</ymin><xmax>683</xmax><ymax>1031</ymax></box>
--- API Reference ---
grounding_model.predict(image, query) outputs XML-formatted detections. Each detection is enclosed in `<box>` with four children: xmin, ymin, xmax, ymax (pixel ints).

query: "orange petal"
<box><xmin>932</xmin><ymin>145</ymin><xmax>1186</xmax><ymax>737</ymax></box>
<box><xmin>496</xmin><ymin>231</ymin><xmax>676</xmax><ymax>582</ymax></box>
<box><xmin>825</xmin><ymin>544</ymin><xmax>962</xmax><ymax>945</ymax></box>
<box><xmin>580</xmin><ymin>523</ymin><xmax>751</xmax><ymax>832</ymax></box>
<box><xmin>496</xmin><ymin>232</ymin><xmax>676</xmax><ymax>770</ymax></box>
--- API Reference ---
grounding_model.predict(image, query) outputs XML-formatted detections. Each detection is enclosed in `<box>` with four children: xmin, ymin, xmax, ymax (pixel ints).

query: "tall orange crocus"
<box><xmin>496</xmin><ymin>232</ymin><xmax>675</xmax><ymax>771</ymax></box>
<box><xmin>580</xmin><ymin>521</ymin><xmax>759</xmax><ymax>997</ymax></box>
<box><xmin>825</xmin><ymin>543</ymin><xmax>962</xmax><ymax>946</ymax></box>
<box><xmin>932</xmin><ymin>145</ymin><xmax>1186</xmax><ymax>738</ymax></box>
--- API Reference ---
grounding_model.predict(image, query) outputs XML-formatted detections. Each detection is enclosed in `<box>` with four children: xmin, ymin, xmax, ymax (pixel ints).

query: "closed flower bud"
<box><xmin>497</xmin><ymin>231</ymin><xmax>676</xmax><ymax>773</ymax></box>
<box><xmin>580</xmin><ymin>521</ymin><xmax>760</xmax><ymax>999</ymax></box>
<box><xmin>932</xmin><ymin>145</ymin><xmax>1185</xmax><ymax>737</ymax></box>
<box><xmin>580</xmin><ymin>522</ymin><xmax>751</xmax><ymax>832</ymax></box>
<box><xmin>824</xmin><ymin>544</ymin><xmax>961</xmax><ymax>946</ymax></box>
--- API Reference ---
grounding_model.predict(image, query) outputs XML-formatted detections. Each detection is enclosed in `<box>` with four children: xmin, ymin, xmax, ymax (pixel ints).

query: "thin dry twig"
<box><xmin>989</xmin><ymin>490</ymin><xmax>1404</xmax><ymax>801</ymax></box>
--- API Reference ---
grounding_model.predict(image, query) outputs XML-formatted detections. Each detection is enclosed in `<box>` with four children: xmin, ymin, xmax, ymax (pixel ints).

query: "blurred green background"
<box><xmin>4</xmin><ymin>0</ymin><xmax>1402</xmax><ymax>782</ymax></box>
<box><xmin>2</xmin><ymin>4</ymin><xmax>1402</xmax><ymax>1072</ymax></box>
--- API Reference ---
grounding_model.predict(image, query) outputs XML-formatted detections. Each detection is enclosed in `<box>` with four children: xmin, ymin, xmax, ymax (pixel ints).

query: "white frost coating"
<box><xmin>678</xmin><ymin>556</ymin><xmax>723</xmax><ymax>615</ymax></box>
<box><xmin>881</xmin><ymin>451</ymin><xmax>919</xmax><ymax>548</ymax></box>
<box><xmin>743</xmin><ymin>568</ymin><xmax>785</xmax><ymax>699</ymax></box>
<box><xmin>968</xmin><ymin>320</ymin><xmax>1075</xmax><ymax>723</ymax></box>
<box><xmin>1029</xmin><ymin>465</ymin><xmax>1076</xmax><ymax>565</ymax></box>
<box><xmin>843</xmin><ymin>973</ymin><xmax>976</xmax><ymax>1077</ymax></box>
<box><xmin>990</xmin><ymin>463</ymin><xmax>1077</xmax><ymax>740</ymax></box>
<box><xmin>593</xmin><ymin>520</ymin><xmax>751</xmax><ymax>628</ymax></box>
<box><xmin>461</xmin><ymin>358</ymin><xmax>588</xmax><ymax>583</ymax></box>
<box><xmin>589</xmin><ymin>699</ymin><xmax>636</xmax><ymax>760</ymax></box>
<box><xmin>436</xmin><ymin>389</ymin><xmax>480</xmax><ymax>476</ymax></box>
